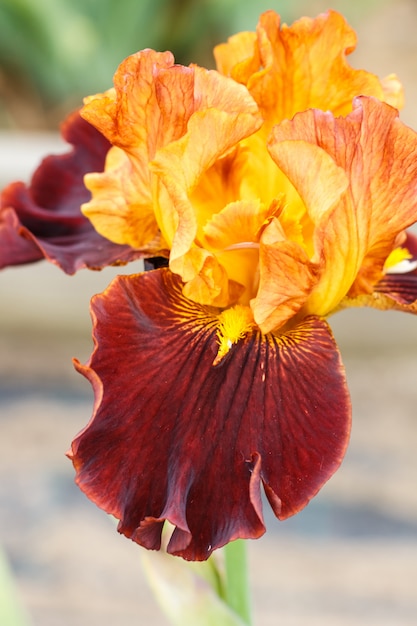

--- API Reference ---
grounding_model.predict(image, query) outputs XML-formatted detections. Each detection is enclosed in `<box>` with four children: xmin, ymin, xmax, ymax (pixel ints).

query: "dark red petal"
<box><xmin>0</xmin><ymin>110</ymin><xmax>143</xmax><ymax>273</ymax></box>
<box><xmin>375</xmin><ymin>274</ymin><xmax>417</xmax><ymax>307</ymax></box>
<box><xmin>0</xmin><ymin>206</ymin><xmax>44</xmax><ymax>266</ymax></box>
<box><xmin>403</xmin><ymin>231</ymin><xmax>417</xmax><ymax>258</ymax></box>
<box><xmin>374</xmin><ymin>232</ymin><xmax>417</xmax><ymax>310</ymax></box>
<box><xmin>69</xmin><ymin>269</ymin><xmax>351</xmax><ymax>561</ymax></box>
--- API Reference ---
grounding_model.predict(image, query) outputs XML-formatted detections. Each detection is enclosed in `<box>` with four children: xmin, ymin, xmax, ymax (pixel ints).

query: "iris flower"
<box><xmin>3</xmin><ymin>11</ymin><xmax>416</xmax><ymax>562</ymax></box>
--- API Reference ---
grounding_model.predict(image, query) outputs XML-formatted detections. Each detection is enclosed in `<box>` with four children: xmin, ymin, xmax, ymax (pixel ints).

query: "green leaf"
<box><xmin>0</xmin><ymin>546</ymin><xmax>31</xmax><ymax>626</ymax></box>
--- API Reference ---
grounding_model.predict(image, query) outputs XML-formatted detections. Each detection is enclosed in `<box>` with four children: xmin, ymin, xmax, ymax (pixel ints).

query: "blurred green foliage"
<box><xmin>0</xmin><ymin>0</ymin><xmax>383</xmax><ymax>129</ymax></box>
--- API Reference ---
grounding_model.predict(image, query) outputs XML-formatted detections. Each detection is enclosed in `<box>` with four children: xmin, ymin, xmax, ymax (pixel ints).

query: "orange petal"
<box><xmin>269</xmin><ymin>97</ymin><xmax>417</xmax><ymax>316</ymax></box>
<box><xmin>150</xmin><ymin>67</ymin><xmax>261</xmax><ymax>284</ymax></box>
<box><xmin>214</xmin><ymin>31</ymin><xmax>260</xmax><ymax>84</ymax></box>
<box><xmin>252</xmin><ymin>218</ymin><xmax>320</xmax><ymax>332</ymax></box>
<box><xmin>80</xmin><ymin>50</ymin><xmax>177</xmax><ymax>247</ymax></box>
<box><xmin>199</xmin><ymin>199</ymin><xmax>266</xmax><ymax>303</ymax></box>
<box><xmin>176</xmin><ymin>246</ymin><xmax>242</xmax><ymax>308</ymax></box>
<box><xmin>81</xmin><ymin>50</ymin><xmax>181</xmax><ymax>149</ymax></box>
<box><xmin>81</xmin><ymin>51</ymin><xmax>261</xmax><ymax>251</ymax></box>
<box><xmin>215</xmin><ymin>10</ymin><xmax>392</xmax><ymax>126</ymax></box>
<box><xmin>203</xmin><ymin>198</ymin><xmax>281</xmax><ymax>250</ymax></box>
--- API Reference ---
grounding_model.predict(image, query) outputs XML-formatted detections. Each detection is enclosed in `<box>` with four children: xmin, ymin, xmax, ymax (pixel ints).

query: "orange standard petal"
<box><xmin>79</xmin><ymin>12</ymin><xmax>414</xmax><ymax>334</ymax></box>
<box><xmin>81</xmin><ymin>49</ymin><xmax>261</xmax><ymax>257</ymax></box>
<box><xmin>269</xmin><ymin>97</ymin><xmax>417</xmax><ymax>318</ymax></box>
<box><xmin>81</xmin><ymin>50</ymin><xmax>175</xmax><ymax>248</ymax></box>
<box><xmin>149</xmin><ymin>10</ymin><xmax>406</xmax><ymax>316</ymax></box>
<box><xmin>214</xmin><ymin>10</ymin><xmax>402</xmax><ymax>127</ymax></box>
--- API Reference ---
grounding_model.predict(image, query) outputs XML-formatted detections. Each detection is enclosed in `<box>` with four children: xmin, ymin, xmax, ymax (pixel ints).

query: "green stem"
<box><xmin>223</xmin><ymin>540</ymin><xmax>252</xmax><ymax>625</ymax></box>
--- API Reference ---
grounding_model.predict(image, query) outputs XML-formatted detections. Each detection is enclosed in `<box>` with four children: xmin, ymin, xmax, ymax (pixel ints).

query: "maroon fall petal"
<box><xmin>375</xmin><ymin>273</ymin><xmax>417</xmax><ymax>307</ymax></box>
<box><xmin>0</xmin><ymin>206</ymin><xmax>44</xmax><ymax>266</ymax></box>
<box><xmin>403</xmin><ymin>230</ymin><xmax>417</xmax><ymax>258</ymax></box>
<box><xmin>0</xmin><ymin>110</ymin><xmax>143</xmax><ymax>273</ymax></box>
<box><xmin>374</xmin><ymin>232</ymin><xmax>417</xmax><ymax>310</ymax></box>
<box><xmin>69</xmin><ymin>269</ymin><xmax>351</xmax><ymax>561</ymax></box>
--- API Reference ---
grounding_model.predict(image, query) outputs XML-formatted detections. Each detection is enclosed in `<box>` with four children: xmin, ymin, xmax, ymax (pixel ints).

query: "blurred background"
<box><xmin>1</xmin><ymin>0</ymin><xmax>417</xmax><ymax>625</ymax></box>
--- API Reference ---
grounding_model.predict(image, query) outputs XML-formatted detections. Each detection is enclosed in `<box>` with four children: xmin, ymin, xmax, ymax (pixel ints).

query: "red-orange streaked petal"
<box><xmin>0</xmin><ymin>110</ymin><xmax>143</xmax><ymax>273</ymax></box>
<box><xmin>269</xmin><ymin>97</ymin><xmax>417</xmax><ymax>316</ymax></box>
<box><xmin>372</xmin><ymin>275</ymin><xmax>417</xmax><ymax>312</ymax></box>
<box><xmin>69</xmin><ymin>269</ymin><xmax>351</xmax><ymax>561</ymax></box>
<box><xmin>215</xmin><ymin>10</ymin><xmax>393</xmax><ymax>126</ymax></box>
<box><xmin>81</xmin><ymin>50</ymin><xmax>177</xmax><ymax>149</ymax></box>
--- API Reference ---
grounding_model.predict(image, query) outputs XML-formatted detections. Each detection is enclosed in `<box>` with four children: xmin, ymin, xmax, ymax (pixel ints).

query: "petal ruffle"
<box><xmin>214</xmin><ymin>10</ymin><xmax>397</xmax><ymax>126</ymax></box>
<box><xmin>269</xmin><ymin>97</ymin><xmax>417</xmax><ymax>316</ymax></box>
<box><xmin>81</xmin><ymin>50</ymin><xmax>175</xmax><ymax>248</ymax></box>
<box><xmin>69</xmin><ymin>269</ymin><xmax>351</xmax><ymax>561</ymax></box>
<box><xmin>81</xmin><ymin>50</ymin><xmax>261</xmax><ymax>251</ymax></box>
<box><xmin>0</xmin><ymin>110</ymin><xmax>144</xmax><ymax>273</ymax></box>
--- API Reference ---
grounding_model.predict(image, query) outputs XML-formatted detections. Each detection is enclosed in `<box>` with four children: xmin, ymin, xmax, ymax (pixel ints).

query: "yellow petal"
<box><xmin>214</xmin><ymin>31</ymin><xmax>259</xmax><ymax>84</ymax></box>
<box><xmin>82</xmin><ymin>146</ymin><xmax>159</xmax><ymax>247</ymax></box>
<box><xmin>383</xmin><ymin>245</ymin><xmax>412</xmax><ymax>272</ymax></box>
<box><xmin>381</xmin><ymin>73</ymin><xmax>404</xmax><ymax>110</ymax></box>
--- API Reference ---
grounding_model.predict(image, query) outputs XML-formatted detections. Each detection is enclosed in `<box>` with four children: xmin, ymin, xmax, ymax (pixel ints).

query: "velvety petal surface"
<box><xmin>0</xmin><ymin>110</ymin><xmax>143</xmax><ymax>273</ymax></box>
<box><xmin>69</xmin><ymin>269</ymin><xmax>351</xmax><ymax>561</ymax></box>
<box><xmin>269</xmin><ymin>97</ymin><xmax>417</xmax><ymax>316</ymax></box>
<box><xmin>214</xmin><ymin>10</ymin><xmax>400</xmax><ymax>126</ymax></box>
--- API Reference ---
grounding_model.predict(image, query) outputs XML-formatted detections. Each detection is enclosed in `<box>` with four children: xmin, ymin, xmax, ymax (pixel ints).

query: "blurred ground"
<box><xmin>1</xmin><ymin>1</ymin><xmax>417</xmax><ymax>625</ymax></box>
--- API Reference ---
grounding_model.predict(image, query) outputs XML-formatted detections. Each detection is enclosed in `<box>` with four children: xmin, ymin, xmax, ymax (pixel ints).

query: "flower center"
<box><xmin>213</xmin><ymin>305</ymin><xmax>255</xmax><ymax>365</ymax></box>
